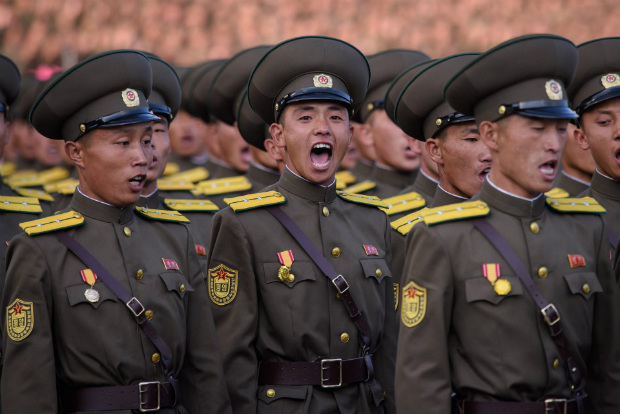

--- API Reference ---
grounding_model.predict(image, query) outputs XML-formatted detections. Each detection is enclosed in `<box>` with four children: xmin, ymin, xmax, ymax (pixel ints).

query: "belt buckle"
<box><xmin>544</xmin><ymin>398</ymin><xmax>567</xmax><ymax>414</ymax></box>
<box><xmin>541</xmin><ymin>304</ymin><xmax>561</xmax><ymax>326</ymax></box>
<box><xmin>139</xmin><ymin>381</ymin><xmax>161</xmax><ymax>412</ymax></box>
<box><xmin>332</xmin><ymin>275</ymin><xmax>349</xmax><ymax>294</ymax></box>
<box><xmin>126</xmin><ymin>297</ymin><xmax>145</xmax><ymax>318</ymax></box>
<box><xmin>320</xmin><ymin>358</ymin><xmax>343</xmax><ymax>388</ymax></box>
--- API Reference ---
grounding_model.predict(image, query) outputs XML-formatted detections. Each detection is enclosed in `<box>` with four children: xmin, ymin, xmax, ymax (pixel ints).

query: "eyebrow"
<box><xmin>461</xmin><ymin>126</ymin><xmax>479</xmax><ymax>134</ymax></box>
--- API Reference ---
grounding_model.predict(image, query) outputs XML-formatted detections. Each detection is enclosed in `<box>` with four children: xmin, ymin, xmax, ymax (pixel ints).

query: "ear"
<box><xmin>357</xmin><ymin>123</ymin><xmax>374</xmax><ymax>148</ymax></box>
<box><xmin>425</xmin><ymin>138</ymin><xmax>444</xmax><ymax>165</ymax></box>
<box><xmin>573</xmin><ymin>126</ymin><xmax>590</xmax><ymax>151</ymax></box>
<box><xmin>269</xmin><ymin>123</ymin><xmax>286</xmax><ymax>149</ymax></box>
<box><xmin>479</xmin><ymin>120</ymin><xmax>499</xmax><ymax>151</ymax></box>
<box><xmin>264</xmin><ymin>137</ymin><xmax>283</xmax><ymax>161</ymax></box>
<box><xmin>65</xmin><ymin>140</ymin><xmax>86</xmax><ymax>169</ymax></box>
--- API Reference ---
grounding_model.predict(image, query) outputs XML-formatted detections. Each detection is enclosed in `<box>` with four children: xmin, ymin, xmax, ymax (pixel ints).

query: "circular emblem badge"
<box><xmin>84</xmin><ymin>288</ymin><xmax>100</xmax><ymax>303</ymax></box>
<box><xmin>494</xmin><ymin>279</ymin><xmax>512</xmax><ymax>296</ymax></box>
<box><xmin>313</xmin><ymin>74</ymin><xmax>333</xmax><ymax>88</ymax></box>
<box><xmin>601</xmin><ymin>73</ymin><xmax>620</xmax><ymax>89</ymax></box>
<box><xmin>545</xmin><ymin>80</ymin><xmax>563</xmax><ymax>100</ymax></box>
<box><xmin>121</xmin><ymin>88</ymin><xmax>140</xmax><ymax>107</ymax></box>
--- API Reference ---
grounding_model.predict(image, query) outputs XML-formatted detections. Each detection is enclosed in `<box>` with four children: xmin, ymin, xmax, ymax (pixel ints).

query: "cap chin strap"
<box><xmin>274</xmin><ymin>87</ymin><xmax>352</xmax><ymax>121</ymax></box>
<box><xmin>498</xmin><ymin>99</ymin><xmax>577</xmax><ymax>119</ymax></box>
<box><xmin>80</xmin><ymin>107</ymin><xmax>157</xmax><ymax>136</ymax></box>
<box><xmin>432</xmin><ymin>112</ymin><xmax>475</xmax><ymax>138</ymax></box>
<box><xmin>575</xmin><ymin>86</ymin><xmax>620</xmax><ymax>115</ymax></box>
<box><xmin>148</xmin><ymin>103</ymin><xmax>173</xmax><ymax>121</ymax></box>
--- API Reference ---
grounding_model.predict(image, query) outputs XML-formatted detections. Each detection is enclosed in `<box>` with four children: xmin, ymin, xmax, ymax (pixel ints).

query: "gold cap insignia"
<box><xmin>545</xmin><ymin>80</ymin><xmax>563</xmax><ymax>100</ymax></box>
<box><xmin>121</xmin><ymin>88</ymin><xmax>140</xmax><ymax>107</ymax></box>
<box><xmin>601</xmin><ymin>73</ymin><xmax>620</xmax><ymax>89</ymax></box>
<box><xmin>6</xmin><ymin>299</ymin><xmax>34</xmax><ymax>341</ymax></box>
<box><xmin>313</xmin><ymin>74</ymin><xmax>333</xmax><ymax>88</ymax></box>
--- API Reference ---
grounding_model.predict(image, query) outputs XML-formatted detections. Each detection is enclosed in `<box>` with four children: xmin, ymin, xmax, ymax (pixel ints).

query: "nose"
<box><xmin>133</xmin><ymin>142</ymin><xmax>151</xmax><ymax>168</ymax></box>
<box><xmin>544</xmin><ymin>128</ymin><xmax>564</xmax><ymax>153</ymax></box>
<box><xmin>479</xmin><ymin>141</ymin><xmax>492</xmax><ymax>162</ymax></box>
<box><xmin>314</xmin><ymin>114</ymin><xmax>331</xmax><ymax>135</ymax></box>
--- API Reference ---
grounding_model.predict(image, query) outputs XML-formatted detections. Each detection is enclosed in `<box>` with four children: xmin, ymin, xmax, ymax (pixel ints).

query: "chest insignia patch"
<box><xmin>6</xmin><ymin>299</ymin><xmax>34</xmax><ymax>341</ymax></box>
<box><xmin>363</xmin><ymin>245</ymin><xmax>379</xmax><ymax>256</ymax></box>
<box><xmin>208</xmin><ymin>264</ymin><xmax>238</xmax><ymax>306</ymax></box>
<box><xmin>162</xmin><ymin>258</ymin><xmax>179</xmax><ymax>270</ymax></box>
<box><xmin>401</xmin><ymin>281</ymin><xmax>426</xmax><ymax>328</ymax></box>
<box><xmin>568</xmin><ymin>254</ymin><xmax>586</xmax><ymax>268</ymax></box>
<box><xmin>195</xmin><ymin>244</ymin><xmax>207</xmax><ymax>256</ymax></box>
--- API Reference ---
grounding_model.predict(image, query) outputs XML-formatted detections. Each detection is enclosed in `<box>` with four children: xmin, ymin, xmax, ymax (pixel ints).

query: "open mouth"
<box><xmin>615</xmin><ymin>148</ymin><xmax>620</xmax><ymax>163</ymax></box>
<box><xmin>404</xmin><ymin>145</ymin><xmax>419</xmax><ymax>159</ymax></box>
<box><xmin>129</xmin><ymin>174</ymin><xmax>146</xmax><ymax>187</ymax></box>
<box><xmin>310</xmin><ymin>143</ymin><xmax>332</xmax><ymax>169</ymax></box>
<box><xmin>478</xmin><ymin>167</ymin><xmax>490</xmax><ymax>182</ymax></box>
<box><xmin>539</xmin><ymin>160</ymin><xmax>557</xmax><ymax>179</ymax></box>
<box><xmin>241</xmin><ymin>146</ymin><xmax>251</xmax><ymax>163</ymax></box>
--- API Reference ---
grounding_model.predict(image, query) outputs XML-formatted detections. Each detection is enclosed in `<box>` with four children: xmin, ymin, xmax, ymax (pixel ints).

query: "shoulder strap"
<box><xmin>55</xmin><ymin>231</ymin><xmax>177</xmax><ymax>382</ymax></box>
<box><xmin>471</xmin><ymin>218</ymin><xmax>585</xmax><ymax>400</ymax></box>
<box><xmin>266</xmin><ymin>206</ymin><xmax>373</xmax><ymax>352</ymax></box>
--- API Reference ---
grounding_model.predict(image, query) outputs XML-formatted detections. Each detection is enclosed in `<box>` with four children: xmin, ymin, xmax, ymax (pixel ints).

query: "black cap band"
<box><xmin>433</xmin><ymin>112</ymin><xmax>475</xmax><ymax>137</ymax></box>
<box><xmin>81</xmin><ymin>107</ymin><xmax>159</xmax><ymax>137</ymax></box>
<box><xmin>575</xmin><ymin>86</ymin><xmax>620</xmax><ymax>115</ymax></box>
<box><xmin>149</xmin><ymin>102</ymin><xmax>173</xmax><ymax>120</ymax></box>
<box><xmin>499</xmin><ymin>99</ymin><xmax>577</xmax><ymax>119</ymax></box>
<box><xmin>275</xmin><ymin>87</ymin><xmax>353</xmax><ymax>121</ymax></box>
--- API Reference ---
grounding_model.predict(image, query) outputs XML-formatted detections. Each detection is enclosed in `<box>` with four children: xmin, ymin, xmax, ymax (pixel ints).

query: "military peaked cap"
<box><xmin>236</xmin><ymin>89</ymin><xmax>269</xmax><ymax>150</ymax></box>
<box><xmin>0</xmin><ymin>54</ymin><xmax>21</xmax><ymax>113</ymax></box>
<box><xmin>384</xmin><ymin>60</ymin><xmax>435</xmax><ymax>125</ymax></box>
<box><xmin>146</xmin><ymin>54</ymin><xmax>182</xmax><ymax>121</ymax></box>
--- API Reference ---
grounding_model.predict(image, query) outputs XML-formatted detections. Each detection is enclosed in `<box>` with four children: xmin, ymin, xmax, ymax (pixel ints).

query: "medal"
<box><xmin>493</xmin><ymin>279</ymin><xmax>512</xmax><ymax>296</ymax></box>
<box><xmin>483</xmin><ymin>263</ymin><xmax>511</xmax><ymax>296</ymax></box>
<box><xmin>277</xmin><ymin>250</ymin><xmax>295</xmax><ymax>283</ymax></box>
<box><xmin>80</xmin><ymin>269</ymin><xmax>100</xmax><ymax>303</ymax></box>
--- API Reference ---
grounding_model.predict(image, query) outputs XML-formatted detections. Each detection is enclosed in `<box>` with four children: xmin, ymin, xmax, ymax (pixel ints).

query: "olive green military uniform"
<box><xmin>350</xmin><ymin>159</ymin><xmax>374</xmax><ymax>182</ymax></box>
<box><xmin>366</xmin><ymin>166</ymin><xmax>416</xmax><ymax>199</ymax></box>
<box><xmin>555</xmin><ymin>170</ymin><xmax>590</xmax><ymax>197</ymax></box>
<box><xmin>581</xmin><ymin>171</ymin><xmax>620</xmax><ymax>248</ymax></box>
<box><xmin>245</xmin><ymin>162</ymin><xmax>280</xmax><ymax>191</ymax></box>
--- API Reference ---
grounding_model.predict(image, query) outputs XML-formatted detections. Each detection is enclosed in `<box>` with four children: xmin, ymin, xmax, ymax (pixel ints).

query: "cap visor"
<box><xmin>519</xmin><ymin>106</ymin><xmax>578</xmax><ymax>120</ymax></box>
<box><xmin>100</xmin><ymin>112</ymin><xmax>161</xmax><ymax>128</ymax></box>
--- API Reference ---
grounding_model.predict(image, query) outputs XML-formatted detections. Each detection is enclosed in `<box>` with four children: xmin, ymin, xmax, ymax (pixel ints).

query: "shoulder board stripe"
<box><xmin>343</xmin><ymin>180</ymin><xmax>376</xmax><ymax>194</ymax></box>
<box><xmin>20</xmin><ymin>210</ymin><xmax>84</xmax><ymax>235</ymax></box>
<box><xmin>44</xmin><ymin>178</ymin><xmax>79</xmax><ymax>193</ymax></box>
<box><xmin>544</xmin><ymin>187</ymin><xmax>570</xmax><ymax>199</ymax></box>
<box><xmin>196</xmin><ymin>176</ymin><xmax>253</xmax><ymax>196</ymax></box>
<box><xmin>546</xmin><ymin>197</ymin><xmax>605</xmax><ymax>214</ymax></box>
<box><xmin>163</xmin><ymin>167</ymin><xmax>209</xmax><ymax>183</ymax></box>
<box><xmin>134</xmin><ymin>206</ymin><xmax>190</xmax><ymax>223</ymax></box>
<box><xmin>337</xmin><ymin>191</ymin><xmax>387</xmax><ymax>208</ymax></box>
<box><xmin>391</xmin><ymin>208</ymin><xmax>431</xmax><ymax>236</ymax></box>
<box><xmin>335</xmin><ymin>171</ymin><xmax>357</xmax><ymax>189</ymax></box>
<box><xmin>0</xmin><ymin>162</ymin><xmax>16</xmax><ymax>177</ymax></box>
<box><xmin>162</xmin><ymin>162</ymin><xmax>180</xmax><ymax>176</ymax></box>
<box><xmin>157</xmin><ymin>179</ymin><xmax>196</xmax><ymax>191</ymax></box>
<box><xmin>7</xmin><ymin>167</ymin><xmax>69</xmax><ymax>188</ymax></box>
<box><xmin>225</xmin><ymin>191</ymin><xmax>286</xmax><ymax>212</ymax></box>
<box><xmin>163</xmin><ymin>198</ymin><xmax>219</xmax><ymax>212</ymax></box>
<box><xmin>380</xmin><ymin>191</ymin><xmax>426</xmax><ymax>216</ymax></box>
<box><xmin>13</xmin><ymin>187</ymin><xmax>55</xmax><ymax>202</ymax></box>
<box><xmin>0</xmin><ymin>196</ymin><xmax>43</xmax><ymax>214</ymax></box>
<box><xmin>422</xmin><ymin>201</ymin><xmax>490</xmax><ymax>226</ymax></box>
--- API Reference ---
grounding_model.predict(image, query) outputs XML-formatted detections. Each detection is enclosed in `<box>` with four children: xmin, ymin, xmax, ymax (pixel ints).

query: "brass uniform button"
<box><xmin>332</xmin><ymin>247</ymin><xmax>341</xmax><ymax>258</ymax></box>
<box><xmin>340</xmin><ymin>333</ymin><xmax>350</xmax><ymax>343</ymax></box>
<box><xmin>123</xmin><ymin>227</ymin><xmax>132</xmax><ymax>237</ymax></box>
<box><xmin>375</xmin><ymin>269</ymin><xmax>382</xmax><ymax>278</ymax></box>
<box><xmin>538</xmin><ymin>267</ymin><xmax>548</xmax><ymax>279</ymax></box>
<box><xmin>553</xmin><ymin>358</ymin><xmax>559</xmax><ymax>369</ymax></box>
<box><xmin>152</xmin><ymin>353</ymin><xmax>161</xmax><ymax>364</ymax></box>
<box><xmin>145</xmin><ymin>310</ymin><xmax>154</xmax><ymax>320</ymax></box>
<box><xmin>136</xmin><ymin>269</ymin><xmax>144</xmax><ymax>280</ymax></box>
<box><xmin>582</xmin><ymin>284</ymin><xmax>590</xmax><ymax>294</ymax></box>
<box><xmin>322</xmin><ymin>206</ymin><xmax>329</xmax><ymax>217</ymax></box>
<box><xmin>335</xmin><ymin>293</ymin><xmax>341</xmax><ymax>300</ymax></box>
<box><xmin>266</xmin><ymin>389</ymin><xmax>275</xmax><ymax>398</ymax></box>
<box><xmin>179</xmin><ymin>284</ymin><xmax>186</xmax><ymax>293</ymax></box>
<box><xmin>530</xmin><ymin>222</ymin><xmax>540</xmax><ymax>234</ymax></box>
<box><xmin>382</xmin><ymin>390</ymin><xmax>387</xmax><ymax>398</ymax></box>
<box><xmin>73</xmin><ymin>212</ymin><xmax>82</xmax><ymax>219</ymax></box>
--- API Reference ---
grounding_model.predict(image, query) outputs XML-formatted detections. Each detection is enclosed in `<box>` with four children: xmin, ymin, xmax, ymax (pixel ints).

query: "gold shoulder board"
<box><xmin>12</xmin><ymin>187</ymin><xmax>55</xmax><ymax>202</ymax></box>
<box><xmin>0</xmin><ymin>196</ymin><xmax>42</xmax><ymax>214</ymax></box>
<box><xmin>196</xmin><ymin>176</ymin><xmax>253</xmax><ymax>196</ymax></box>
<box><xmin>7</xmin><ymin>167</ymin><xmax>69</xmax><ymax>188</ymax></box>
<box><xmin>44</xmin><ymin>178</ymin><xmax>79</xmax><ymax>193</ymax></box>
<box><xmin>390</xmin><ymin>207</ymin><xmax>431</xmax><ymax>235</ymax></box>
<box><xmin>20</xmin><ymin>210</ymin><xmax>84</xmax><ymax>236</ymax></box>
<box><xmin>157</xmin><ymin>178</ymin><xmax>196</xmax><ymax>191</ymax></box>
<box><xmin>343</xmin><ymin>180</ymin><xmax>376</xmax><ymax>194</ymax></box>
<box><xmin>546</xmin><ymin>197</ymin><xmax>605</xmax><ymax>214</ymax></box>
<box><xmin>162</xmin><ymin>162</ymin><xmax>180</xmax><ymax>176</ymax></box>
<box><xmin>134</xmin><ymin>206</ymin><xmax>190</xmax><ymax>223</ymax></box>
<box><xmin>163</xmin><ymin>198</ymin><xmax>219</xmax><ymax>212</ymax></box>
<box><xmin>380</xmin><ymin>191</ymin><xmax>427</xmax><ymax>216</ymax></box>
<box><xmin>336</xmin><ymin>191</ymin><xmax>387</xmax><ymax>208</ymax></box>
<box><xmin>335</xmin><ymin>171</ymin><xmax>357</xmax><ymax>189</ymax></box>
<box><xmin>224</xmin><ymin>191</ymin><xmax>286</xmax><ymax>212</ymax></box>
<box><xmin>164</xmin><ymin>167</ymin><xmax>209</xmax><ymax>183</ymax></box>
<box><xmin>0</xmin><ymin>162</ymin><xmax>16</xmax><ymax>177</ymax></box>
<box><xmin>422</xmin><ymin>201</ymin><xmax>490</xmax><ymax>226</ymax></box>
<box><xmin>544</xmin><ymin>187</ymin><xmax>570</xmax><ymax>198</ymax></box>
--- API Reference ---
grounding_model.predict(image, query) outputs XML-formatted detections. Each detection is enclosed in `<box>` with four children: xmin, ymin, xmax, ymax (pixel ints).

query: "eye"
<box><xmin>464</xmin><ymin>137</ymin><xmax>478</xmax><ymax>142</ymax></box>
<box><xmin>330</xmin><ymin>114</ymin><xmax>344</xmax><ymax>120</ymax></box>
<box><xmin>298</xmin><ymin>115</ymin><xmax>311</xmax><ymax>121</ymax></box>
<box><xmin>143</xmin><ymin>138</ymin><xmax>152</xmax><ymax>146</ymax></box>
<box><xmin>596</xmin><ymin>119</ymin><xmax>610</xmax><ymax>126</ymax></box>
<box><xmin>116</xmin><ymin>140</ymin><xmax>130</xmax><ymax>146</ymax></box>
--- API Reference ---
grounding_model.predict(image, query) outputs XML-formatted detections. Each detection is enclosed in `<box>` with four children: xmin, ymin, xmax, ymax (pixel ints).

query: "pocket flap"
<box><xmin>159</xmin><ymin>271</ymin><xmax>194</xmax><ymax>298</ymax></box>
<box><xmin>465</xmin><ymin>276</ymin><xmax>522</xmax><ymax>305</ymax></box>
<box><xmin>564</xmin><ymin>272</ymin><xmax>602</xmax><ymax>300</ymax></box>
<box><xmin>262</xmin><ymin>261</ymin><xmax>316</xmax><ymax>287</ymax></box>
<box><xmin>360</xmin><ymin>258</ymin><xmax>392</xmax><ymax>282</ymax></box>
<box><xmin>66</xmin><ymin>283</ymin><xmax>117</xmax><ymax>309</ymax></box>
<box><xmin>257</xmin><ymin>385</ymin><xmax>308</xmax><ymax>404</ymax></box>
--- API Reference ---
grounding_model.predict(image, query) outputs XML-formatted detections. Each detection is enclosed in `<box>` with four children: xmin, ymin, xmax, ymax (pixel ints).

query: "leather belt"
<box><xmin>258</xmin><ymin>355</ymin><xmax>374</xmax><ymax>388</ymax></box>
<box><xmin>60</xmin><ymin>381</ymin><xmax>176</xmax><ymax>413</ymax></box>
<box><xmin>461</xmin><ymin>398</ymin><xmax>585</xmax><ymax>414</ymax></box>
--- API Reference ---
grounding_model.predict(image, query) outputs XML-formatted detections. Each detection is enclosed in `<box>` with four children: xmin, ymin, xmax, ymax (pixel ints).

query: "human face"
<box><xmin>481</xmin><ymin>114</ymin><xmax>567</xmax><ymax>198</ymax></box>
<box><xmin>368</xmin><ymin>109</ymin><xmax>420</xmax><ymax>172</ymax></box>
<box><xmin>351</xmin><ymin>121</ymin><xmax>375</xmax><ymax>162</ymax></box>
<box><xmin>340</xmin><ymin>136</ymin><xmax>357</xmax><ymax>170</ymax></box>
<box><xmin>9</xmin><ymin>119</ymin><xmax>38</xmax><ymax>161</ymax></box>
<box><xmin>577</xmin><ymin>98</ymin><xmax>620</xmax><ymax>180</ymax></box>
<box><xmin>69</xmin><ymin>123</ymin><xmax>153</xmax><ymax>207</ymax></box>
<box><xmin>145</xmin><ymin>119</ymin><xmax>171</xmax><ymax>187</ymax></box>
<box><xmin>34</xmin><ymin>131</ymin><xmax>64</xmax><ymax>168</ymax></box>
<box><xmin>215</xmin><ymin>120</ymin><xmax>251</xmax><ymax>173</ymax></box>
<box><xmin>416</xmin><ymin>138</ymin><xmax>439</xmax><ymax>180</ymax></box>
<box><xmin>270</xmin><ymin>101</ymin><xmax>352</xmax><ymax>186</ymax></box>
<box><xmin>250</xmin><ymin>145</ymin><xmax>279</xmax><ymax>171</ymax></box>
<box><xmin>168</xmin><ymin>110</ymin><xmax>207</xmax><ymax>158</ymax></box>
<box><xmin>561</xmin><ymin>123</ymin><xmax>595</xmax><ymax>183</ymax></box>
<box><xmin>428</xmin><ymin>122</ymin><xmax>491</xmax><ymax>198</ymax></box>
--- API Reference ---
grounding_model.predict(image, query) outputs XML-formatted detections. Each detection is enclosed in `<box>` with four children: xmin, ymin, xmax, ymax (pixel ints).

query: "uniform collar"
<box><xmin>278</xmin><ymin>166</ymin><xmax>337</xmax><ymax>203</ymax></box>
<box><xmin>413</xmin><ymin>168</ymin><xmax>439</xmax><ymax>202</ymax></box>
<box><xmin>205</xmin><ymin>158</ymin><xmax>242</xmax><ymax>179</ymax></box>
<box><xmin>590</xmin><ymin>169</ymin><xmax>620</xmax><ymax>200</ymax></box>
<box><xmin>350</xmin><ymin>158</ymin><xmax>374</xmax><ymax>181</ymax></box>
<box><xmin>555</xmin><ymin>170</ymin><xmax>590</xmax><ymax>197</ymax></box>
<box><xmin>136</xmin><ymin>189</ymin><xmax>162</xmax><ymax>209</ymax></box>
<box><xmin>431</xmin><ymin>185</ymin><xmax>467</xmax><ymax>208</ymax></box>
<box><xmin>71</xmin><ymin>189</ymin><xmax>134</xmax><ymax>224</ymax></box>
<box><xmin>371</xmin><ymin>164</ymin><xmax>417</xmax><ymax>192</ymax></box>
<box><xmin>479</xmin><ymin>178</ymin><xmax>546</xmax><ymax>219</ymax></box>
<box><xmin>246</xmin><ymin>162</ymin><xmax>280</xmax><ymax>189</ymax></box>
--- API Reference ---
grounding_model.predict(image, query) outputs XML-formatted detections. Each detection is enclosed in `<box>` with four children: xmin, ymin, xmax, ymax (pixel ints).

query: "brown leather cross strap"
<box><xmin>471</xmin><ymin>219</ymin><xmax>585</xmax><ymax>405</ymax></box>
<box><xmin>258</xmin><ymin>355</ymin><xmax>374</xmax><ymax>388</ymax></box>
<box><xmin>266</xmin><ymin>206</ymin><xmax>373</xmax><ymax>352</ymax></box>
<box><xmin>59</xmin><ymin>381</ymin><xmax>175</xmax><ymax>413</ymax></box>
<box><xmin>461</xmin><ymin>398</ymin><xmax>585</xmax><ymax>414</ymax></box>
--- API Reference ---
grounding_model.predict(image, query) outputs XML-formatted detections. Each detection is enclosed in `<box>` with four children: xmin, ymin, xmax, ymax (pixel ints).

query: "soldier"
<box><xmin>1</xmin><ymin>50</ymin><xmax>231</xmax><ymax>414</ymax></box>
<box><xmin>207</xmin><ymin>36</ymin><xmax>396</xmax><ymax>414</ymax></box>
<box><xmin>396</xmin><ymin>34</ymin><xmax>620</xmax><ymax>414</ymax></box>
<box><xmin>568</xmin><ymin>37</ymin><xmax>620</xmax><ymax>250</ymax></box>
<box><xmin>553</xmin><ymin>122</ymin><xmax>595</xmax><ymax>196</ymax></box>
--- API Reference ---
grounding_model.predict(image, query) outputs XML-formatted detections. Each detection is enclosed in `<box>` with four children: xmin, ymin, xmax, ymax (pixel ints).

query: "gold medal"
<box><xmin>278</xmin><ymin>265</ymin><xmax>294</xmax><ymax>283</ymax></box>
<box><xmin>84</xmin><ymin>288</ymin><xmax>100</xmax><ymax>303</ymax></box>
<box><xmin>494</xmin><ymin>279</ymin><xmax>512</xmax><ymax>296</ymax></box>
<box><xmin>277</xmin><ymin>250</ymin><xmax>296</xmax><ymax>283</ymax></box>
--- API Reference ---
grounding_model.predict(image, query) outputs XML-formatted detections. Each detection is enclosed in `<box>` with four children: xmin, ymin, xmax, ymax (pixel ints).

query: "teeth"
<box><xmin>313</xmin><ymin>143</ymin><xmax>331</xmax><ymax>150</ymax></box>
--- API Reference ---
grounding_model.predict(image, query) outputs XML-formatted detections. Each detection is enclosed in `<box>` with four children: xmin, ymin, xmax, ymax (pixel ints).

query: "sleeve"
<box><xmin>1</xmin><ymin>235</ymin><xmax>58</xmax><ymax>414</ymax></box>
<box><xmin>177</xmin><ymin>225</ymin><xmax>232</xmax><ymax>414</ymax></box>
<box><xmin>585</xmin><ymin>220</ymin><xmax>620</xmax><ymax>413</ymax></box>
<box><xmin>395</xmin><ymin>223</ymin><xmax>454</xmax><ymax>414</ymax></box>
<box><xmin>207</xmin><ymin>209</ymin><xmax>259</xmax><ymax>414</ymax></box>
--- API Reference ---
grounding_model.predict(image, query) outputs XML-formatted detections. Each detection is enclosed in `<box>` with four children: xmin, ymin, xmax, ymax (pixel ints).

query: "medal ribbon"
<box><xmin>80</xmin><ymin>268</ymin><xmax>97</xmax><ymax>287</ymax></box>
<box><xmin>482</xmin><ymin>263</ymin><xmax>500</xmax><ymax>284</ymax></box>
<box><xmin>277</xmin><ymin>250</ymin><xmax>295</xmax><ymax>268</ymax></box>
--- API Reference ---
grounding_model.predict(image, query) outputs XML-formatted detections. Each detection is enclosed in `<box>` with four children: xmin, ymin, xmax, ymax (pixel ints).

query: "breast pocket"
<box><xmin>465</xmin><ymin>276</ymin><xmax>523</xmax><ymax>305</ymax></box>
<box><xmin>262</xmin><ymin>261</ymin><xmax>316</xmax><ymax>288</ymax></box>
<box><xmin>360</xmin><ymin>258</ymin><xmax>392</xmax><ymax>284</ymax></box>
<box><xmin>159</xmin><ymin>271</ymin><xmax>194</xmax><ymax>299</ymax></box>
<box><xmin>257</xmin><ymin>385</ymin><xmax>308</xmax><ymax>414</ymax></box>
<box><xmin>564</xmin><ymin>272</ymin><xmax>602</xmax><ymax>300</ymax></box>
<box><xmin>66</xmin><ymin>282</ymin><xmax>118</xmax><ymax>309</ymax></box>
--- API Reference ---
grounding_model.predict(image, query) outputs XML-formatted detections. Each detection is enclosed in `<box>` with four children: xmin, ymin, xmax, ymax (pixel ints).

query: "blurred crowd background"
<box><xmin>1</xmin><ymin>0</ymin><xmax>618</xmax><ymax>72</ymax></box>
